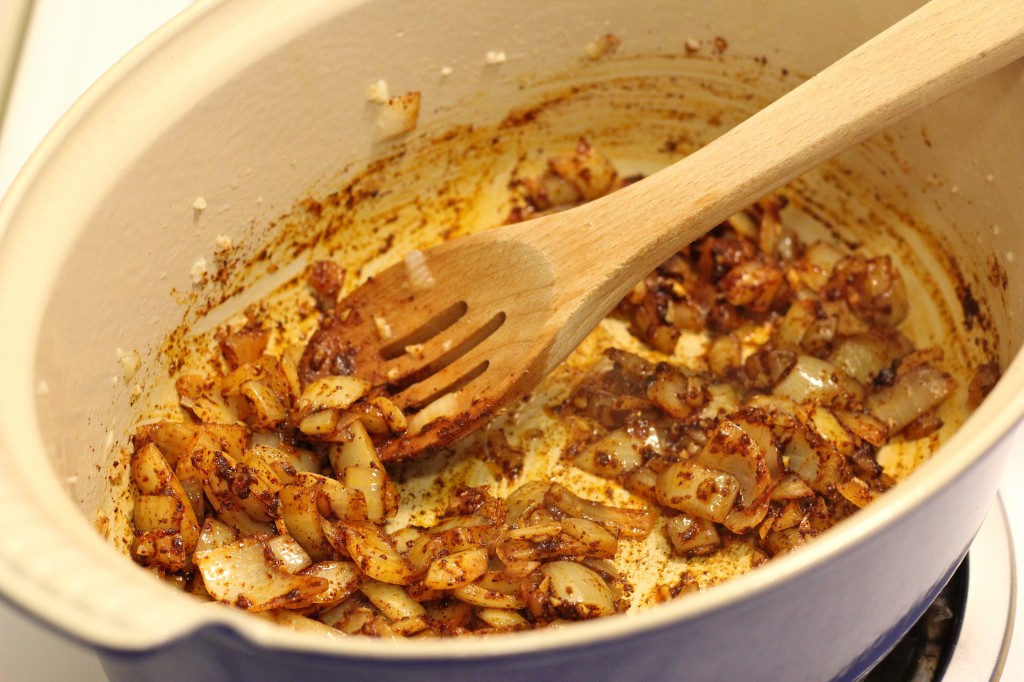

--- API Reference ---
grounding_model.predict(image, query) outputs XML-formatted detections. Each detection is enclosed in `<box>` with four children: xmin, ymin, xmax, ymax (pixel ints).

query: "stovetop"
<box><xmin>0</xmin><ymin>2</ymin><xmax>1020</xmax><ymax>680</ymax></box>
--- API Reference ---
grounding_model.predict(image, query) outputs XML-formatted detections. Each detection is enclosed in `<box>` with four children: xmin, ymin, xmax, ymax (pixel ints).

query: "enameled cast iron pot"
<box><xmin>1</xmin><ymin>1</ymin><xmax>1023</xmax><ymax>680</ymax></box>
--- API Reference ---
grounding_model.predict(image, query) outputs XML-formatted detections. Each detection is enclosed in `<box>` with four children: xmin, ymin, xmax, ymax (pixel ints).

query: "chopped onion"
<box><xmin>239</xmin><ymin>379</ymin><xmax>289</xmax><ymax>430</ymax></box>
<box><xmin>125</xmin><ymin>143</ymin><xmax>974</xmax><ymax>638</ymax></box>
<box><xmin>342</xmin><ymin>520</ymin><xmax>419</xmax><ymax>585</ymax></box>
<box><xmin>544</xmin><ymin>483</ymin><xmax>655</xmax><ymax>539</ymax></box>
<box><xmin>534</xmin><ymin>561</ymin><xmax>618</xmax><ymax>619</ymax></box>
<box><xmin>558</xmin><ymin>517</ymin><xmax>619</xmax><ymax>558</ymax></box>
<box><xmin>279</xmin><ymin>484</ymin><xmax>335</xmax><ymax>561</ymax></box>
<box><xmin>720</xmin><ymin>260</ymin><xmax>785</xmax><ymax>313</ymax></box>
<box><xmin>360</xmin><ymin>579</ymin><xmax>428</xmax><ymax>635</ymax></box>
<box><xmin>572</xmin><ymin>430</ymin><xmax>645</xmax><ymax>479</ymax></box>
<box><xmin>836</xmin><ymin>477</ymin><xmax>876</xmax><ymax>508</ymax></box>
<box><xmin>423</xmin><ymin>547</ymin><xmax>489</xmax><ymax>590</ymax></box>
<box><xmin>694</xmin><ymin>419</ymin><xmax>771</xmax><ymax>509</ymax></box>
<box><xmin>452</xmin><ymin>582</ymin><xmax>527</xmax><ymax>610</ymax></box>
<box><xmin>132</xmin><ymin>420</ymin><xmax>198</xmax><ymax>469</ymax></box>
<box><xmin>298</xmin><ymin>408</ymin><xmax>341</xmax><ymax>436</ymax></box>
<box><xmin>834</xmin><ymin>409</ymin><xmax>889</xmax><ymax>447</ymax></box>
<box><xmin>475</xmin><ymin>608</ymin><xmax>529</xmax><ymax>630</ymax></box>
<box><xmin>665</xmin><ymin>513</ymin><xmax>721</xmax><ymax>556</ymax></box>
<box><xmin>774</xmin><ymin>299</ymin><xmax>819</xmax><ymax>351</ymax></box>
<box><xmin>731</xmin><ymin>410</ymin><xmax>783</xmax><ymax>479</ymax></box>
<box><xmin>423</xmin><ymin>600</ymin><xmax>474</xmax><ymax>634</ymax></box>
<box><xmin>647</xmin><ymin>362</ymin><xmax>704</xmax><ymax>419</ymax></box>
<box><xmin>773</xmin><ymin>354</ymin><xmax>862</xmax><ymax>404</ymax></box>
<box><xmin>829</xmin><ymin>331</ymin><xmax>912</xmax><ymax>385</ymax></box>
<box><xmin>267</xmin><ymin>534</ymin><xmax>314</xmax><ymax>573</ymax></box>
<box><xmin>194</xmin><ymin>536</ymin><xmax>328</xmax><ymax>612</ymax></box>
<box><xmin>295</xmin><ymin>375</ymin><xmax>370</xmax><ymax>416</ymax></box>
<box><xmin>797</xmin><ymin>240</ymin><xmax>845</xmax><ymax>291</ymax></box>
<box><xmin>330</xmin><ymin>420</ymin><xmax>380</xmax><ymax>470</ymax></box>
<box><xmin>195</xmin><ymin>518</ymin><xmax>238</xmax><ymax>554</ymax></box>
<box><xmin>783</xmin><ymin>426</ymin><xmax>847</xmax><ymax>495</ymax></box>
<box><xmin>343</xmin><ymin>465</ymin><xmax>399</xmax><ymax>524</ymax></box>
<box><xmin>547</xmin><ymin>138</ymin><xmax>619</xmax><ymax>201</ymax></box>
<box><xmin>805</xmin><ymin>405</ymin><xmax>856</xmax><ymax>456</ymax></box>
<box><xmin>770</xmin><ymin>473</ymin><xmax>815</xmax><ymax>501</ymax></box>
<box><xmin>505</xmin><ymin>481</ymin><xmax>551</xmax><ymax>526</ymax></box>
<box><xmin>655</xmin><ymin>461</ymin><xmax>740</xmax><ymax>523</ymax></box>
<box><xmin>188</xmin><ymin>433</ymin><xmax>278</xmax><ymax>532</ymax></box>
<box><xmin>867</xmin><ymin>365</ymin><xmax>956</xmax><ymax>435</ymax></box>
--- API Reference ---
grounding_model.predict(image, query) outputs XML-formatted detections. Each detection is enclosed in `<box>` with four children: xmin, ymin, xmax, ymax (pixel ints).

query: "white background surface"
<box><xmin>0</xmin><ymin>2</ymin><xmax>1021</xmax><ymax>680</ymax></box>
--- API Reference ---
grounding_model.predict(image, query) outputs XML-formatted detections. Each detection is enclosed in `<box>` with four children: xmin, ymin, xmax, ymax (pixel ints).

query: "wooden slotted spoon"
<box><xmin>300</xmin><ymin>0</ymin><xmax>1024</xmax><ymax>461</ymax></box>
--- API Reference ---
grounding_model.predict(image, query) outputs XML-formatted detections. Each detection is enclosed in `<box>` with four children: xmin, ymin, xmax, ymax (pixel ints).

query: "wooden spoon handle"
<box><xmin>535</xmin><ymin>0</ymin><xmax>1024</xmax><ymax>318</ymax></box>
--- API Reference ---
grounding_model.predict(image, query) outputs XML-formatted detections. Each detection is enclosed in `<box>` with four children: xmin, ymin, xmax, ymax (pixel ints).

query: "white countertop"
<box><xmin>0</xmin><ymin>3</ymin><xmax>1021</xmax><ymax>680</ymax></box>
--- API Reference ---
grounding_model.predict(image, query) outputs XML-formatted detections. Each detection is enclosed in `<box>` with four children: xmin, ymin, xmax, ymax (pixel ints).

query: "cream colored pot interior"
<box><xmin>2</xmin><ymin>0</ymin><xmax>1024</xmax><ymax>655</ymax></box>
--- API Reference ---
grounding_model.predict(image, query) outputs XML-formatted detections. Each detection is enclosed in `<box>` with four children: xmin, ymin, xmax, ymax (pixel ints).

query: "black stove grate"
<box><xmin>863</xmin><ymin>559</ymin><xmax>968</xmax><ymax>681</ymax></box>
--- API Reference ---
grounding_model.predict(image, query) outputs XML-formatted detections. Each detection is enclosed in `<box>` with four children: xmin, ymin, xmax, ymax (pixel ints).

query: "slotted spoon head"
<box><xmin>299</xmin><ymin>233</ymin><xmax>563</xmax><ymax>461</ymax></box>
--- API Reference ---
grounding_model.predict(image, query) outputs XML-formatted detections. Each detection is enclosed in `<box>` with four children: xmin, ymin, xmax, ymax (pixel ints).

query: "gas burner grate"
<box><xmin>864</xmin><ymin>560</ymin><xmax>967</xmax><ymax>681</ymax></box>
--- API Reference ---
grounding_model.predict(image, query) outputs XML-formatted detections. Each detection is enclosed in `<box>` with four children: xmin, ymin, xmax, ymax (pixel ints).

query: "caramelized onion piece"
<box><xmin>544</xmin><ymin>137</ymin><xmax>620</xmax><ymax>202</ymax></box>
<box><xmin>655</xmin><ymin>461</ymin><xmax>740</xmax><ymax>523</ymax></box>
<box><xmin>329</xmin><ymin>419</ymin><xmax>380</xmax><ymax>469</ymax></box>
<box><xmin>694</xmin><ymin>419</ymin><xmax>771</xmax><ymax>510</ymax></box>
<box><xmin>132</xmin><ymin>421</ymin><xmax>199</xmax><ymax>469</ymax></box>
<box><xmin>296</xmin><ymin>375</ymin><xmax>370</xmax><ymax>416</ymax></box>
<box><xmin>452</xmin><ymin>580</ymin><xmax>527</xmax><ymax>610</ymax></box>
<box><xmin>189</xmin><ymin>433</ymin><xmax>278</xmax><ymax>534</ymax></box>
<box><xmin>260</xmin><ymin>536</ymin><xmax>309</xmax><ymax>576</ymax></box>
<box><xmin>194</xmin><ymin>536</ymin><xmax>328</xmax><ymax>611</ymax></box>
<box><xmin>829</xmin><ymin>331</ymin><xmax>912</xmax><ymax>385</ymax></box>
<box><xmin>407</xmin><ymin>514</ymin><xmax>499</xmax><ymax>573</ymax></box>
<box><xmin>572</xmin><ymin>430</ymin><xmax>646</xmax><ymax>479</ymax></box>
<box><xmin>497</xmin><ymin>518</ymin><xmax>617</xmax><ymax>571</ymax></box>
<box><xmin>773</xmin><ymin>354</ymin><xmax>862</xmax><ymax>404</ymax></box>
<box><xmin>360</xmin><ymin>579</ymin><xmax>428</xmax><ymax>635</ymax></box>
<box><xmin>279</xmin><ymin>484</ymin><xmax>336</xmax><ymax>562</ymax></box>
<box><xmin>533</xmin><ymin>561</ymin><xmax>619</xmax><ymax>620</ymax></box>
<box><xmin>720</xmin><ymin>260</ymin><xmax>786</xmax><ymax>313</ymax></box>
<box><xmin>423</xmin><ymin>599</ymin><xmax>475</xmax><ymax>634</ymax></box>
<box><xmin>968</xmin><ymin>361</ymin><xmax>1000</xmax><ymax>410</ymax></box>
<box><xmin>544</xmin><ymin>483</ymin><xmax>655</xmax><ymax>539</ymax></box>
<box><xmin>219</xmin><ymin>327</ymin><xmax>271</xmax><ymax>368</ymax></box>
<box><xmin>826</xmin><ymin>254</ymin><xmax>908</xmax><ymax>327</ymax></box>
<box><xmin>784</xmin><ymin>426</ymin><xmax>847</xmax><ymax>495</ymax></box>
<box><xmin>342</xmin><ymin>520</ymin><xmax>419</xmax><ymax>585</ymax></box>
<box><xmin>475</xmin><ymin>608</ymin><xmax>530</xmax><ymax>631</ymax></box>
<box><xmin>867</xmin><ymin>365</ymin><xmax>956</xmax><ymax>435</ymax></box>
<box><xmin>423</xmin><ymin>547</ymin><xmax>490</xmax><ymax>590</ymax></box>
<box><xmin>665</xmin><ymin>513</ymin><xmax>721</xmax><ymax>556</ymax></box>
<box><xmin>505</xmin><ymin>481</ymin><xmax>552</xmax><ymax>526</ymax></box>
<box><xmin>131</xmin><ymin>497</ymin><xmax>196</xmax><ymax>572</ymax></box>
<box><xmin>343</xmin><ymin>465</ymin><xmax>399</xmax><ymax>524</ymax></box>
<box><xmin>775</xmin><ymin>299</ymin><xmax>819</xmax><ymax>351</ymax></box>
<box><xmin>130</xmin><ymin>443</ymin><xmax>202</xmax><ymax>571</ymax></box>
<box><xmin>647</xmin><ymin>362</ymin><xmax>705</xmax><ymax>419</ymax></box>
<box><xmin>834</xmin><ymin>409</ymin><xmax>889</xmax><ymax>447</ymax></box>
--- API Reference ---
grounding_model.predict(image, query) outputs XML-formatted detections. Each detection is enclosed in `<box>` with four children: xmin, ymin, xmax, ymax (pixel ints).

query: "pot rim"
<box><xmin>0</xmin><ymin>0</ymin><xmax>1021</xmax><ymax>660</ymax></box>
